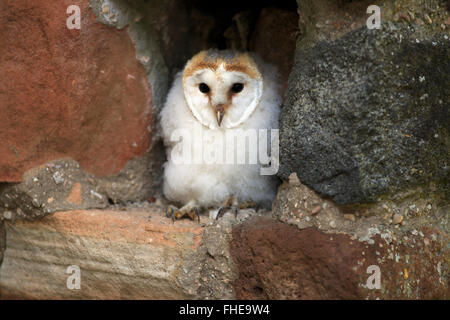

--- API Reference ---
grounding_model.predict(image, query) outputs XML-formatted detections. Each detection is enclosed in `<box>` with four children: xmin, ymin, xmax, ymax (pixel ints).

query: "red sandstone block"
<box><xmin>0</xmin><ymin>0</ymin><xmax>153</xmax><ymax>182</ymax></box>
<box><xmin>0</xmin><ymin>209</ymin><xmax>205</xmax><ymax>299</ymax></box>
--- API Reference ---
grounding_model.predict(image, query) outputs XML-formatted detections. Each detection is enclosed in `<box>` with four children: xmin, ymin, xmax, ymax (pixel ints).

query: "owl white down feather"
<box><xmin>160</xmin><ymin>49</ymin><xmax>281</xmax><ymax>218</ymax></box>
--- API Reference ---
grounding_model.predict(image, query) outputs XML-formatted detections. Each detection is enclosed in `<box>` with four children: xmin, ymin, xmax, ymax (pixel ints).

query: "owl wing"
<box><xmin>160</xmin><ymin>71</ymin><xmax>191</xmax><ymax>148</ymax></box>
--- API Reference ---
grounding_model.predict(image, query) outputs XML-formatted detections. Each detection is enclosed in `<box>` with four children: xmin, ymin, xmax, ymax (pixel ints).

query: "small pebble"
<box><xmin>401</xmin><ymin>13</ymin><xmax>410</xmax><ymax>22</ymax></box>
<box><xmin>393</xmin><ymin>213</ymin><xmax>403</xmax><ymax>224</ymax></box>
<box><xmin>102</xmin><ymin>5</ymin><xmax>110</xmax><ymax>14</ymax></box>
<box><xmin>53</xmin><ymin>171</ymin><xmax>64</xmax><ymax>184</ymax></box>
<box><xmin>288</xmin><ymin>172</ymin><xmax>301</xmax><ymax>186</ymax></box>
<box><xmin>3</xmin><ymin>211</ymin><xmax>13</xmax><ymax>220</ymax></box>
<box><xmin>32</xmin><ymin>198</ymin><xmax>40</xmax><ymax>207</ymax></box>
<box><xmin>311</xmin><ymin>205</ymin><xmax>321</xmax><ymax>215</ymax></box>
<box><xmin>343</xmin><ymin>214</ymin><xmax>356</xmax><ymax>222</ymax></box>
<box><xmin>392</xmin><ymin>12</ymin><xmax>400</xmax><ymax>22</ymax></box>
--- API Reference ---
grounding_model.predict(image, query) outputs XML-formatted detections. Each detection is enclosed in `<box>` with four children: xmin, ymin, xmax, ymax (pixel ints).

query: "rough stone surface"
<box><xmin>0</xmin><ymin>221</ymin><xmax>4</xmax><ymax>267</ymax></box>
<box><xmin>177</xmin><ymin>217</ymin><xmax>238</xmax><ymax>299</ymax></box>
<box><xmin>265</xmin><ymin>0</ymin><xmax>449</xmax><ymax>299</ymax></box>
<box><xmin>272</xmin><ymin>173</ymin><xmax>448</xmax><ymax>240</ymax></box>
<box><xmin>249</xmin><ymin>7</ymin><xmax>299</xmax><ymax>96</ymax></box>
<box><xmin>296</xmin><ymin>0</ymin><xmax>374</xmax><ymax>48</ymax></box>
<box><xmin>0</xmin><ymin>159</ymin><xmax>109</xmax><ymax>220</ymax></box>
<box><xmin>0</xmin><ymin>221</ymin><xmax>3</xmax><ymax>298</ymax></box>
<box><xmin>262</xmin><ymin>174</ymin><xmax>449</xmax><ymax>299</ymax></box>
<box><xmin>280</xmin><ymin>23</ymin><xmax>449</xmax><ymax>204</ymax></box>
<box><xmin>0</xmin><ymin>0</ymin><xmax>172</xmax><ymax>209</ymax></box>
<box><xmin>231</xmin><ymin>216</ymin><xmax>449</xmax><ymax>299</ymax></box>
<box><xmin>0</xmin><ymin>207</ymin><xmax>242</xmax><ymax>299</ymax></box>
<box><xmin>0</xmin><ymin>198</ymin><xmax>447</xmax><ymax>300</ymax></box>
<box><xmin>0</xmin><ymin>0</ymin><xmax>155</xmax><ymax>182</ymax></box>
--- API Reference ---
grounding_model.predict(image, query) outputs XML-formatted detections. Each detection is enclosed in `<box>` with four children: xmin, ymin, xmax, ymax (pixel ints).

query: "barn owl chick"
<box><xmin>160</xmin><ymin>49</ymin><xmax>281</xmax><ymax>221</ymax></box>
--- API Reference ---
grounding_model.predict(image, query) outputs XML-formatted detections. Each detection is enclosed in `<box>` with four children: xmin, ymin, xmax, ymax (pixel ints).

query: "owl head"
<box><xmin>182</xmin><ymin>49</ymin><xmax>263</xmax><ymax>130</ymax></box>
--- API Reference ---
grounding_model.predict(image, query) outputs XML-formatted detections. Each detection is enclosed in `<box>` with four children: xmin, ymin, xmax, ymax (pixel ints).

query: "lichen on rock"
<box><xmin>279</xmin><ymin>24</ymin><xmax>449</xmax><ymax>204</ymax></box>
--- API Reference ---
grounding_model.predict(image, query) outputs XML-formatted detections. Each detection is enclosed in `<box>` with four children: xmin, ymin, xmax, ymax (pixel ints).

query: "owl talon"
<box><xmin>232</xmin><ymin>205</ymin><xmax>239</xmax><ymax>217</ymax></box>
<box><xmin>166</xmin><ymin>206</ymin><xmax>175</xmax><ymax>222</ymax></box>
<box><xmin>195</xmin><ymin>207</ymin><xmax>200</xmax><ymax>223</ymax></box>
<box><xmin>216</xmin><ymin>195</ymin><xmax>245</xmax><ymax>219</ymax></box>
<box><xmin>165</xmin><ymin>202</ymin><xmax>201</xmax><ymax>223</ymax></box>
<box><xmin>216</xmin><ymin>206</ymin><xmax>230</xmax><ymax>220</ymax></box>
<box><xmin>165</xmin><ymin>207</ymin><xmax>171</xmax><ymax>218</ymax></box>
<box><xmin>238</xmin><ymin>201</ymin><xmax>257</xmax><ymax>210</ymax></box>
<box><xmin>186</xmin><ymin>206</ymin><xmax>201</xmax><ymax>223</ymax></box>
<box><xmin>215</xmin><ymin>197</ymin><xmax>259</xmax><ymax>219</ymax></box>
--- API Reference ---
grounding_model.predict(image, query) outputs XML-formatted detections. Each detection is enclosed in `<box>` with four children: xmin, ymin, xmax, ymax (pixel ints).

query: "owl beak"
<box><xmin>215</xmin><ymin>106</ymin><xmax>225</xmax><ymax>127</ymax></box>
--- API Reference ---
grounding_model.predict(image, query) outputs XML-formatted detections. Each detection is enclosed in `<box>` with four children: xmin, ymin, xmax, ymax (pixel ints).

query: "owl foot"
<box><xmin>166</xmin><ymin>200</ymin><xmax>200</xmax><ymax>223</ymax></box>
<box><xmin>216</xmin><ymin>196</ymin><xmax>257</xmax><ymax>220</ymax></box>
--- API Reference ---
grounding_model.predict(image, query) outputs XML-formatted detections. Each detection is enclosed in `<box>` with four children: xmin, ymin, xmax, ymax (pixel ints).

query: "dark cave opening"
<box><xmin>147</xmin><ymin>0</ymin><xmax>299</xmax><ymax>90</ymax></box>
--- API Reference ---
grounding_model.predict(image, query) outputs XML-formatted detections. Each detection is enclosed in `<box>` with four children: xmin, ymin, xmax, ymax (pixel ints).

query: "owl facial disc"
<box><xmin>182</xmin><ymin>50</ymin><xmax>263</xmax><ymax>130</ymax></box>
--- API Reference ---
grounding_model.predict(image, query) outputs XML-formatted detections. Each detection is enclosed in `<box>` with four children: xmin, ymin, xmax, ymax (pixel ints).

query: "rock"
<box><xmin>343</xmin><ymin>214</ymin><xmax>356</xmax><ymax>222</ymax></box>
<box><xmin>279</xmin><ymin>25</ymin><xmax>449</xmax><ymax>204</ymax></box>
<box><xmin>270</xmin><ymin>165</ymin><xmax>448</xmax><ymax>299</ymax></box>
<box><xmin>288</xmin><ymin>172</ymin><xmax>301</xmax><ymax>186</ymax></box>
<box><xmin>0</xmin><ymin>202</ymin><xmax>447</xmax><ymax>300</ymax></box>
<box><xmin>249</xmin><ymin>7</ymin><xmax>299</xmax><ymax>95</ymax></box>
<box><xmin>393</xmin><ymin>213</ymin><xmax>404</xmax><ymax>225</ymax></box>
<box><xmin>401</xmin><ymin>12</ymin><xmax>411</xmax><ymax>23</ymax></box>
<box><xmin>311</xmin><ymin>206</ymin><xmax>322</xmax><ymax>215</ymax></box>
<box><xmin>0</xmin><ymin>0</ymin><xmax>158</xmax><ymax>183</ymax></box>
<box><xmin>0</xmin><ymin>221</ymin><xmax>4</xmax><ymax>264</ymax></box>
<box><xmin>231</xmin><ymin>216</ymin><xmax>449</xmax><ymax>299</ymax></box>
<box><xmin>272</xmin><ymin>177</ymin><xmax>348</xmax><ymax>233</ymax></box>
<box><xmin>0</xmin><ymin>159</ymin><xmax>108</xmax><ymax>220</ymax></box>
<box><xmin>2</xmin><ymin>212</ymin><xmax>13</xmax><ymax>221</ymax></box>
<box><xmin>0</xmin><ymin>0</ymin><xmax>170</xmax><ymax>206</ymax></box>
<box><xmin>0</xmin><ymin>220</ymin><xmax>4</xmax><ymax>297</ymax></box>
<box><xmin>0</xmin><ymin>208</ymin><xmax>237</xmax><ymax>299</ymax></box>
<box><xmin>224</xmin><ymin>11</ymin><xmax>258</xmax><ymax>51</ymax></box>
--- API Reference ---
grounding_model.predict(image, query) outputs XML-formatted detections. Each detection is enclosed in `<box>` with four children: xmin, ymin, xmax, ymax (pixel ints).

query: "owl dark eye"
<box><xmin>199</xmin><ymin>83</ymin><xmax>210</xmax><ymax>94</ymax></box>
<box><xmin>231</xmin><ymin>83</ymin><xmax>244</xmax><ymax>93</ymax></box>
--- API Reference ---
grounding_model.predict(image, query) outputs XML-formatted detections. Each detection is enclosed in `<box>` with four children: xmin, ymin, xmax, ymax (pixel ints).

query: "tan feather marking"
<box><xmin>183</xmin><ymin>51</ymin><xmax>218</xmax><ymax>79</ymax></box>
<box><xmin>224</xmin><ymin>58</ymin><xmax>259</xmax><ymax>79</ymax></box>
<box><xmin>183</xmin><ymin>51</ymin><xmax>260</xmax><ymax>80</ymax></box>
<box><xmin>224</xmin><ymin>54</ymin><xmax>260</xmax><ymax>79</ymax></box>
<box><xmin>183</xmin><ymin>61</ymin><xmax>218</xmax><ymax>79</ymax></box>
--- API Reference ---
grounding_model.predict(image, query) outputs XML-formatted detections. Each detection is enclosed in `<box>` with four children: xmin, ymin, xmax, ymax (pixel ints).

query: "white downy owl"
<box><xmin>160</xmin><ymin>49</ymin><xmax>281</xmax><ymax>221</ymax></box>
